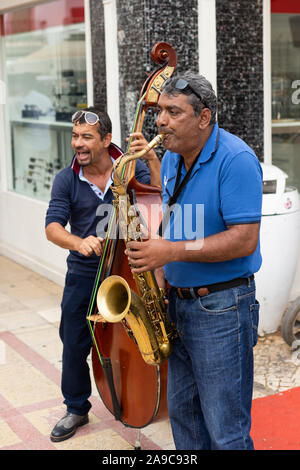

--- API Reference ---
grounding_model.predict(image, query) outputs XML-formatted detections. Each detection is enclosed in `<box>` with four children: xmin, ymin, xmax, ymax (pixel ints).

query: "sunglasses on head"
<box><xmin>174</xmin><ymin>78</ymin><xmax>205</xmax><ymax>105</ymax></box>
<box><xmin>72</xmin><ymin>110</ymin><xmax>100</xmax><ymax>125</ymax></box>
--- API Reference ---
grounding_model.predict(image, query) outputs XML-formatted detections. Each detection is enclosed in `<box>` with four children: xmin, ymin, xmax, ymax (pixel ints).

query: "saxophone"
<box><xmin>94</xmin><ymin>135</ymin><xmax>177</xmax><ymax>366</ymax></box>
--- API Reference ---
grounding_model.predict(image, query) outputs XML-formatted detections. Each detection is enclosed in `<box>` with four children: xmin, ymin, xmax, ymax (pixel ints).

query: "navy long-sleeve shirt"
<box><xmin>45</xmin><ymin>143</ymin><xmax>151</xmax><ymax>276</ymax></box>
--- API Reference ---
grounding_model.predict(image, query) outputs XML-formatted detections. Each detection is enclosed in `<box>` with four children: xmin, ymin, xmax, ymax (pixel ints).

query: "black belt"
<box><xmin>173</xmin><ymin>275</ymin><xmax>254</xmax><ymax>299</ymax></box>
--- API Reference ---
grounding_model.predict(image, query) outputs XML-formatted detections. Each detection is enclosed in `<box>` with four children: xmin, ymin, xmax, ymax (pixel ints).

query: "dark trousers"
<box><xmin>59</xmin><ymin>272</ymin><xmax>95</xmax><ymax>415</ymax></box>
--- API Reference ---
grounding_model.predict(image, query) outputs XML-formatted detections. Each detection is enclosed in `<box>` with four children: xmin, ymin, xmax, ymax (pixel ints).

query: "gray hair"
<box><xmin>162</xmin><ymin>72</ymin><xmax>217</xmax><ymax>125</ymax></box>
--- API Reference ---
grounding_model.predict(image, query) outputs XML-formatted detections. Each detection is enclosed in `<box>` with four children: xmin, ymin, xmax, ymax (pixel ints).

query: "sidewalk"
<box><xmin>0</xmin><ymin>254</ymin><xmax>299</xmax><ymax>450</ymax></box>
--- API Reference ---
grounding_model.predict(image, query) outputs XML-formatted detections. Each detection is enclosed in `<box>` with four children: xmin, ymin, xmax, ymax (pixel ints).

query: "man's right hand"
<box><xmin>45</xmin><ymin>222</ymin><xmax>104</xmax><ymax>257</ymax></box>
<box><xmin>76</xmin><ymin>236</ymin><xmax>104</xmax><ymax>257</ymax></box>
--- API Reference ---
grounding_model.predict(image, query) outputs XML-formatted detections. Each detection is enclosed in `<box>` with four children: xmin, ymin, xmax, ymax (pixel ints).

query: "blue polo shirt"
<box><xmin>161</xmin><ymin>122</ymin><xmax>263</xmax><ymax>287</ymax></box>
<box><xmin>45</xmin><ymin>143</ymin><xmax>150</xmax><ymax>276</ymax></box>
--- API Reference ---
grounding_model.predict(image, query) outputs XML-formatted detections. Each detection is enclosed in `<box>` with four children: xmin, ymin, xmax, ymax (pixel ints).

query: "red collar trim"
<box><xmin>70</xmin><ymin>142</ymin><xmax>123</xmax><ymax>175</ymax></box>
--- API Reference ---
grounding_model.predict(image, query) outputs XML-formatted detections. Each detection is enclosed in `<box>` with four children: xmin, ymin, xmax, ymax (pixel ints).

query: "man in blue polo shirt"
<box><xmin>126</xmin><ymin>73</ymin><xmax>262</xmax><ymax>450</ymax></box>
<box><xmin>45</xmin><ymin>107</ymin><xmax>161</xmax><ymax>442</ymax></box>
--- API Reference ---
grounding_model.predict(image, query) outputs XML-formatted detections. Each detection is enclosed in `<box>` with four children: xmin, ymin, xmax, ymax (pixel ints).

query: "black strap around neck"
<box><xmin>158</xmin><ymin>153</ymin><xmax>200</xmax><ymax>237</ymax></box>
<box><xmin>168</xmin><ymin>153</ymin><xmax>198</xmax><ymax>207</ymax></box>
<box><xmin>158</xmin><ymin>128</ymin><xmax>220</xmax><ymax>237</ymax></box>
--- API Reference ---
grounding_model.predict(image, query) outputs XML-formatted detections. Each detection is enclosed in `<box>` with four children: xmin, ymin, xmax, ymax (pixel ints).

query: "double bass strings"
<box><xmin>86</xmin><ymin>90</ymin><xmax>147</xmax><ymax>366</ymax></box>
<box><xmin>86</xmin><ymin>206</ymin><xmax>117</xmax><ymax>366</ymax></box>
<box><xmin>125</xmin><ymin>92</ymin><xmax>146</xmax><ymax>152</ymax></box>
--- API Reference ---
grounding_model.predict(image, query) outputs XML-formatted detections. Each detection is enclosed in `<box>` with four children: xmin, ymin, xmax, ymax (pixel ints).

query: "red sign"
<box><xmin>271</xmin><ymin>0</ymin><xmax>300</xmax><ymax>14</ymax></box>
<box><xmin>0</xmin><ymin>0</ymin><xmax>84</xmax><ymax>36</ymax></box>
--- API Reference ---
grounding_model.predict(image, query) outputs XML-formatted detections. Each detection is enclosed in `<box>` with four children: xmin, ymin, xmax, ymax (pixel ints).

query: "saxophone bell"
<box><xmin>96</xmin><ymin>275</ymin><xmax>130</xmax><ymax>323</ymax></box>
<box><xmin>96</xmin><ymin>275</ymin><xmax>173</xmax><ymax>365</ymax></box>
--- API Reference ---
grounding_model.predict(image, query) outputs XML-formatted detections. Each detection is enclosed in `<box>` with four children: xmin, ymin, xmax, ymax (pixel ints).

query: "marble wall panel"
<box><xmin>116</xmin><ymin>0</ymin><xmax>199</xmax><ymax>153</ymax></box>
<box><xmin>216</xmin><ymin>0</ymin><xmax>264</xmax><ymax>160</ymax></box>
<box><xmin>90</xmin><ymin>0</ymin><xmax>106</xmax><ymax>110</ymax></box>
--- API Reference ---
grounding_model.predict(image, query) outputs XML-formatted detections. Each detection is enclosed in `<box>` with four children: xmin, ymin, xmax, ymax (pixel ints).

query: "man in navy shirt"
<box><xmin>126</xmin><ymin>73</ymin><xmax>263</xmax><ymax>450</ymax></box>
<box><xmin>45</xmin><ymin>107</ymin><xmax>161</xmax><ymax>442</ymax></box>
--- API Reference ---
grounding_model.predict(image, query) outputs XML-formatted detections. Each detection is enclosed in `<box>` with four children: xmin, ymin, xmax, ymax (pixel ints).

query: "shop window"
<box><xmin>271</xmin><ymin>0</ymin><xmax>300</xmax><ymax>190</ymax></box>
<box><xmin>0</xmin><ymin>0</ymin><xmax>86</xmax><ymax>201</ymax></box>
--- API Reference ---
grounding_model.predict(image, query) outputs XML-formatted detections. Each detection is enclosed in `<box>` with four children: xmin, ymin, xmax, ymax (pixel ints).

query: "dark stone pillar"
<box><xmin>89</xmin><ymin>0</ymin><xmax>106</xmax><ymax>110</ymax></box>
<box><xmin>116</xmin><ymin>0</ymin><xmax>199</xmax><ymax>151</ymax></box>
<box><xmin>216</xmin><ymin>0</ymin><xmax>264</xmax><ymax>160</ymax></box>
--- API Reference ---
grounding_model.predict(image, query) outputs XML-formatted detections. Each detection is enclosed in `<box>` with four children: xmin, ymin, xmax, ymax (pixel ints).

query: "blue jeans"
<box><xmin>167</xmin><ymin>279</ymin><xmax>259</xmax><ymax>450</ymax></box>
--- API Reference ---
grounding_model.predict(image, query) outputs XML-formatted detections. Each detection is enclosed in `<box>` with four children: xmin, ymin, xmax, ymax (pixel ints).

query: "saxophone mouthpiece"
<box><xmin>148</xmin><ymin>134</ymin><xmax>164</xmax><ymax>150</ymax></box>
<box><xmin>140</xmin><ymin>134</ymin><xmax>164</xmax><ymax>155</ymax></box>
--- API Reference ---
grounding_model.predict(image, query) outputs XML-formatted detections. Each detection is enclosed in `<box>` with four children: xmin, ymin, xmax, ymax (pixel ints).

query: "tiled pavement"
<box><xmin>0</xmin><ymin>254</ymin><xmax>299</xmax><ymax>451</ymax></box>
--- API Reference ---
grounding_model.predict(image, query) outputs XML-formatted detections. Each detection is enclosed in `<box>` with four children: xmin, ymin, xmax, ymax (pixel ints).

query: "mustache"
<box><xmin>157</xmin><ymin>127</ymin><xmax>173</xmax><ymax>135</ymax></box>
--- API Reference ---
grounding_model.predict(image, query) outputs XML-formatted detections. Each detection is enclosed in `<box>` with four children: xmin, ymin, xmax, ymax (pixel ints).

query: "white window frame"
<box><xmin>263</xmin><ymin>0</ymin><xmax>272</xmax><ymax>164</ymax></box>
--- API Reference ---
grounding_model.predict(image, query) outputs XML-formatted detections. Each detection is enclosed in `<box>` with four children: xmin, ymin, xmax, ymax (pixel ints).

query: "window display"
<box><xmin>1</xmin><ymin>0</ymin><xmax>86</xmax><ymax>201</ymax></box>
<box><xmin>271</xmin><ymin>1</ymin><xmax>300</xmax><ymax>190</ymax></box>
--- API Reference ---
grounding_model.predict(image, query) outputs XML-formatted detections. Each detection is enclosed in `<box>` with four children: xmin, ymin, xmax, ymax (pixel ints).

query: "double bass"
<box><xmin>86</xmin><ymin>43</ymin><xmax>177</xmax><ymax>436</ymax></box>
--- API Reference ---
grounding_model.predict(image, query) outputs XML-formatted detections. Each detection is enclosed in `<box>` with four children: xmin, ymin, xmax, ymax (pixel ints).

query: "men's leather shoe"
<box><xmin>50</xmin><ymin>412</ymin><xmax>89</xmax><ymax>442</ymax></box>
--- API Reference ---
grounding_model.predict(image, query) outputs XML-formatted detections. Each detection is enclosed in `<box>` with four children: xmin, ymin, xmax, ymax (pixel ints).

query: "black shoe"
<box><xmin>50</xmin><ymin>412</ymin><xmax>89</xmax><ymax>442</ymax></box>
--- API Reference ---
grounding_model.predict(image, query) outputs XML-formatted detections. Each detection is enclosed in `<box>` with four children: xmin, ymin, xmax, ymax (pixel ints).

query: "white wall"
<box><xmin>0</xmin><ymin>192</ymin><xmax>67</xmax><ymax>285</ymax></box>
<box><xmin>198</xmin><ymin>0</ymin><xmax>217</xmax><ymax>94</ymax></box>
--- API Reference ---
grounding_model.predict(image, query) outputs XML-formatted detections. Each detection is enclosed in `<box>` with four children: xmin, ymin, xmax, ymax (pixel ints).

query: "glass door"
<box><xmin>1</xmin><ymin>0</ymin><xmax>87</xmax><ymax>201</ymax></box>
<box><xmin>271</xmin><ymin>0</ymin><xmax>300</xmax><ymax>190</ymax></box>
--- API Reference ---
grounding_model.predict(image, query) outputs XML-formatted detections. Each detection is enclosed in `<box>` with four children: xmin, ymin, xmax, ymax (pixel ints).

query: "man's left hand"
<box><xmin>127</xmin><ymin>132</ymin><xmax>157</xmax><ymax>161</ymax></box>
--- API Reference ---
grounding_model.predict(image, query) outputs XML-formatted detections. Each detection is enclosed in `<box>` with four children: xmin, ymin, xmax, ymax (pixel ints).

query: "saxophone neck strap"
<box><xmin>158</xmin><ymin>128</ymin><xmax>220</xmax><ymax>237</ymax></box>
